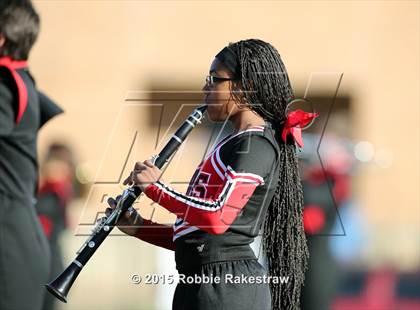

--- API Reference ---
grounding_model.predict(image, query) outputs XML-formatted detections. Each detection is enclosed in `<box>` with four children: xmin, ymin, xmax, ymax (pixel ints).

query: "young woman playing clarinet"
<box><xmin>106</xmin><ymin>38</ymin><xmax>319</xmax><ymax>310</ymax></box>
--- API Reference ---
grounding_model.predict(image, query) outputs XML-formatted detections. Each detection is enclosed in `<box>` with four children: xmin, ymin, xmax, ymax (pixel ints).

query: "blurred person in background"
<box><xmin>0</xmin><ymin>1</ymin><xmax>63</xmax><ymax>309</ymax></box>
<box><xmin>299</xmin><ymin>133</ymin><xmax>357</xmax><ymax>309</ymax></box>
<box><xmin>36</xmin><ymin>143</ymin><xmax>77</xmax><ymax>310</ymax></box>
<box><xmin>283</xmin><ymin>100</ymin><xmax>355</xmax><ymax>308</ymax></box>
<box><xmin>300</xmin><ymin>161</ymin><xmax>349</xmax><ymax>309</ymax></box>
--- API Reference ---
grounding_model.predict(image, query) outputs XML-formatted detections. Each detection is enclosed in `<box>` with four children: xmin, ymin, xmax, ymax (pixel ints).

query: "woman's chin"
<box><xmin>206</xmin><ymin>104</ymin><xmax>227</xmax><ymax>122</ymax></box>
<box><xmin>207</xmin><ymin>110</ymin><xmax>223</xmax><ymax>122</ymax></box>
<box><xmin>206</xmin><ymin>107</ymin><xmax>216</xmax><ymax>121</ymax></box>
<box><xmin>207</xmin><ymin>113</ymin><xmax>217</xmax><ymax>122</ymax></box>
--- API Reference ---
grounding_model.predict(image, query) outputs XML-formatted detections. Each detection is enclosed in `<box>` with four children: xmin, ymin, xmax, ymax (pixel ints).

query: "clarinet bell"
<box><xmin>45</xmin><ymin>261</ymin><xmax>82</xmax><ymax>303</ymax></box>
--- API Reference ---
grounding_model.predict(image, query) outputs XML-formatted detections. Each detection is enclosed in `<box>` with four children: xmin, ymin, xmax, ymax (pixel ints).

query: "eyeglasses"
<box><xmin>205</xmin><ymin>75</ymin><xmax>236</xmax><ymax>86</ymax></box>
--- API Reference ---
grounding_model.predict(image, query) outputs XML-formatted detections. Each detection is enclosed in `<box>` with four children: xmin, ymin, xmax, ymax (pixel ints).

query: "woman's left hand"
<box><xmin>123</xmin><ymin>159</ymin><xmax>164</xmax><ymax>191</ymax></box>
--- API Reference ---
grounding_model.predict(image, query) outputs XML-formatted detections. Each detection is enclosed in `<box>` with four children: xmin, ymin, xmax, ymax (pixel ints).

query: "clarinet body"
<box><xmin>45</xmin><ymin>104</ymin><xmax>207</xmax><ymax>303</ymax></box>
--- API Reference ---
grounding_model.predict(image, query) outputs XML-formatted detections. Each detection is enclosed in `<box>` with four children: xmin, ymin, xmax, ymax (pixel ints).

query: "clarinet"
<box><xmin>45</xmin><ymin>104</ymin><xmax>208</xmax><ymax>303</ymax></box>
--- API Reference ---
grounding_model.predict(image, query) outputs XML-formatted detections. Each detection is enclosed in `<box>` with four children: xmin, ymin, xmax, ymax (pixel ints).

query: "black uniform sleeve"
<box><xmin>38</xmin><ymin>91</ymin><xmax>63</xmax><ymax>128</ymax></box>
<box><xmin>220</xmin><ymin>134</ymin><xmax>278</xmax><ymax>183</ymax></box>
<box><xmin>0</xmin><ymin>82</ymin><xmax>15</xmax><ymax>136</ymax></box>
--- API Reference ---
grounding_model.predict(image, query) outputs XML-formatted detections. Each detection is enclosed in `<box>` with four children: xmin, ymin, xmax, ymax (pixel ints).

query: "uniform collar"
<box><xmin>0</xmin><ymin>56</ymin><xmax>28</xmax><ymax>69</ymax></box>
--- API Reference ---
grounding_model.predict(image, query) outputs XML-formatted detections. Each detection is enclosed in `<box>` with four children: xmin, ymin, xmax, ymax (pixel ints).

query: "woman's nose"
<box><xmin>202</xmin><ymin>83</ymin><xmax>210</xmax><ymax>93</ymax></box>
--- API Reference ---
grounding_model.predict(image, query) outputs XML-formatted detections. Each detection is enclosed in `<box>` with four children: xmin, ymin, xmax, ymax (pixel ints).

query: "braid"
<box><xmin>263</xmin><ymin>140</ymin><xmax>308</xmax><ymax>309</ymax></box>
<box><xmin>228</xmin><ymin>39</ymin><xmax>309</xmax><ymax>309</ymax></box>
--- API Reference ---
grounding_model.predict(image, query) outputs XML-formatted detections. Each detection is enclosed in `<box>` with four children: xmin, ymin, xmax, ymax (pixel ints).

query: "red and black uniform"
<box><xmin>135</xmin><ymin>124</ymin><xmax>280</xmax><ymax>310</ymax></box>
<box><xmin>0</xmin><ymin>57</ymin><xmax>62</xmax><ymax>310</ymax></box>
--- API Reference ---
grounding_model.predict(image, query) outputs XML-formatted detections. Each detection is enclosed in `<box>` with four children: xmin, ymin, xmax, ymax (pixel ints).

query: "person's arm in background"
<box><xmin>38</xmin><ymin>91</ymin><xmax>63</xmax><ymax>128</ymax></box>
<box><xmin>106</xmin><ymin>197</ymin><xmax>175</xmax><ymax>251</ymax></box>
<box><xmin>134</xmin><ymin>218</ymin><xmax>175</xmax><ymax>251</ymax></box>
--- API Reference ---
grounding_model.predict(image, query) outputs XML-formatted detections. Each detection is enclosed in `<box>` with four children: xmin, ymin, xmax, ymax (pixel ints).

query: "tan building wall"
<box><xmin>29</xmin><ymin>1</ymin><xmax>419</xmax><ymax>309</ymax></box>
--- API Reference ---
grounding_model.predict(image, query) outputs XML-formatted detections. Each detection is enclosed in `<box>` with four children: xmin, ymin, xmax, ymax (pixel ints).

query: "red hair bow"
<box><xmin>281</xmin><ymin>109</ymin><xmax>319</xmax><ymax>148</ymax></box>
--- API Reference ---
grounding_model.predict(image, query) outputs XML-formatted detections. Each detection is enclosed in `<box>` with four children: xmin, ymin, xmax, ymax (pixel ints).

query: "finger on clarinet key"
<box><xmin>123</xmin><ymin>174</ymin><xmax>133</xmax><ymax>186</ymax></box>
<box><xmin>123</xmin><ymin>176</ymin><xmax>129</xmax><ymax>185</ymax></box>
<box><xmin>125</xmin><ymin>210</ymin><xmax>135</xmax><ymax>219</ymax></box>
<box><xmin>134</xmin><ymin>161</ymin><xmax>147</xmax><ymax>171</ymax></box>
<box><xmin>125</xmin><ymin>206</ymin><xmax>132</xmax><ymax>217</ymax></box>
<box><xmin>107</xmin><ymin>197</ymin><xmax>116</xmax><ymax>208</ymax></box>
<box><xmin>105</xmin><ymin>207</ymin><xmax>112</xmax><ymax>217</ymax></box>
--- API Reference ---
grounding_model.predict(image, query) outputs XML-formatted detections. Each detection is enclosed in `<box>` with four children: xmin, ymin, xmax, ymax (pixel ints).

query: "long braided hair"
<box><xmin>226</xmin><ymin>39</ymin><xmax>309</xmax><ymax>309</ymax></box>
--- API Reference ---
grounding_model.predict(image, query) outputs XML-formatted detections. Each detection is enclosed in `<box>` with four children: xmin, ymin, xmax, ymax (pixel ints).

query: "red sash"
<box><xmin>0</xmin><ymin>56</ymin><xmax>29</xmax><ymax>124</ymax></box>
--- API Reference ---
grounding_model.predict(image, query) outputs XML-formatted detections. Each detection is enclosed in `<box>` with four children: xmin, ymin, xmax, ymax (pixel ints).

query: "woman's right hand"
<box><xmin>105</xmin><ymin>195</ymin><xmax>143</xmax><ymax>236</ymax></box>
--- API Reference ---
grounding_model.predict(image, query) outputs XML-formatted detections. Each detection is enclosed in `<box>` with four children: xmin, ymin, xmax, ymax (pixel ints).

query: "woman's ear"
<box><xmin>0</xmin><ymin>34</ymin><xmax>5</xmax><ymax>48</ymax></box>
<box><xmin>230</xmin><ymin>81</ymin><xmax>249</xmax><ymax>110</ymax></box>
